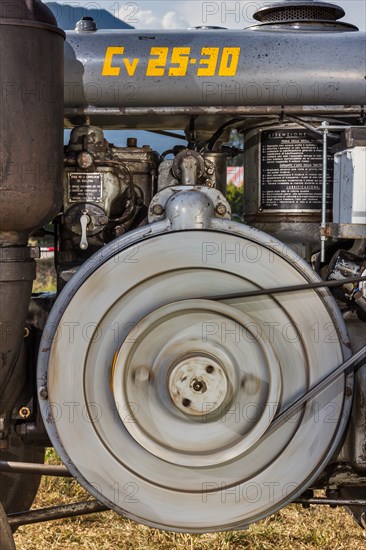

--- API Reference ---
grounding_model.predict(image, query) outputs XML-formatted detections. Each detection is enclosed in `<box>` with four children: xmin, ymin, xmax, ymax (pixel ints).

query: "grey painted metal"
<box><xmin>64</xmin><ymin>105</ymin><xmax>364</xmax><ymax>121</ymax></box>
<box><xmin>338</xmin><ymin>342</ymin><xmax>366</xmax><ymax>473</ymax></box>
<box><xmin>349</xmin><ymin>360</ymin><xmax>366</xmax><ymax>472</ymax></box>
<box><xmin>202</xmin><ymin>152</ymin><xmax>227</xmax><ymax>195</ymax></box>
<box><xmin>164</xmin><ymin>191</ymin><xmax>215</xmax><ymax>230</ymax></box>
<box><xmin>64</xmin><ymin>106</ymin><xmax>364</xmax><ymax>117</ymax></box>
<box><xmin>324</xmin><ymin>223</ymin><xmax>366</xmax><ymax>239</ymax></box>
<box><xmin>64</xmin><ymin>106</ymin><xmax>364</xmax><ymax>131</ymax></box>
<box><xmin>321</xmin><ymin>122</ymin><xmax>329</xmax><ymax>262</ymax></box>
<box><xmin>64</xmin><ymin>29</ymin><xmax>366</xmax><ymax>109</ymax></box>
<box><xmin>37</xmin><ymin>210</ymin><xmax>353</xmax><ymax>532</ymax></box>
<box><xmin>331</xmin><ymin>145</ymin><xmax>366</xmax><ymax>235</ymax></box>
<box><xmin>148</xmin><ymin>186</ymin><xmax>231</xmax><ymax>225</ymax></box>
<box><xmin>253</xmin><ymin>1</ymin><xmax>346</xmax><ymax>22</ymax></box>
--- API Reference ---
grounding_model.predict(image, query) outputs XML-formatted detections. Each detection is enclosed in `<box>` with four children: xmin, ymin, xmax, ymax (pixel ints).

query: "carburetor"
<box><xmin>58</xmin><ymin>125</ymin><xmax>159</xmax><ymax>286</ymax></box>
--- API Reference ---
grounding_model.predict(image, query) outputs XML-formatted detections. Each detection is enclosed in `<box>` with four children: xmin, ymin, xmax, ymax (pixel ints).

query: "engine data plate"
<box><xmin>68</xmin><ymin>173</ymin><xmax>103</xmax><ymax>203</ymax></box>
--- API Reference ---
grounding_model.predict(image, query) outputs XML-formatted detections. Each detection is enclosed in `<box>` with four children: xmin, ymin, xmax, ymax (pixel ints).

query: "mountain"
<box><xmin>46</xmin><ymin>2</ymin><xmax>133</xmax><ymax>30</ymax></box>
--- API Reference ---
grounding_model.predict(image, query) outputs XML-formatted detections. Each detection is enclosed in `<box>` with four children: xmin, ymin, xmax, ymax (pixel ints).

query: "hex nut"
<box><xmin>19</xmin><ymin>407</ymin><xmax>31</xmax><ymax>419</ymax></box>
<box><xmin>152</xmin><ymin>204</ymin><xmax>164</xmax><ymax>216</ymax></box>
<box><xmin>39</xmin><ymin>387</ymin><xmax>48</xmax><ymax>400</ymax></box>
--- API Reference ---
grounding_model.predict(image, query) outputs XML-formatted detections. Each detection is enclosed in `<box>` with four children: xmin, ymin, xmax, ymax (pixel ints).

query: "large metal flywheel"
<box><xmin>38</xmin><ymin>220</ymin><xmax>352</xmax><ymax>532</ymax></box>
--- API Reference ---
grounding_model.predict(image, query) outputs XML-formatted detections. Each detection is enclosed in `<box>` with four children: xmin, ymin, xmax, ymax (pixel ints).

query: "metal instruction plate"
<box><xmin>68</xmin><ymin>173</ymin><xmax>103</xmax><ymax>203</ymax></box>
<box><xmin>260</xmin><ymin>129</ymin><xmax>333</xmax><ymax>211</ymax></box>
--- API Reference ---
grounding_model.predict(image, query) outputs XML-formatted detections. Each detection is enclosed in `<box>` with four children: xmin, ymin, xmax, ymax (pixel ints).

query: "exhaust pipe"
<box><xmin>0</xmin><ymin>0</ymin><xmax>64</xmax><ymax>442</ymax></box>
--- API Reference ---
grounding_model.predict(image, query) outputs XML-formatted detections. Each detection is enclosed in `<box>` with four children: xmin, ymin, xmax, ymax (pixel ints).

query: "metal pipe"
<box><xmin>294</xmin><ymin>498</ymin><xmax>366</xmax><ymax>506</ymax></box>
<box><xmin>64</xmin><ymin>105</ymin><xmax>364</xmax><ymax>118</ymax></box>
<box><xmin>320</xmin><ymin>121</ymin><xmax>329</xmax><ymax>262</ymax></box>
<box><xmin>0</xmin><ymin>461</ymin><xmax>71</xmax><ymax>478</ymax></box>
<box><xmin>0</xmin><ymin>0</ymin><xmax>64</xmax><ymax>443</ymax></box>
<box><xmin>7</xmin><ymin>501</ymin><xmax>108</xmax><ymax>528</ymax></box>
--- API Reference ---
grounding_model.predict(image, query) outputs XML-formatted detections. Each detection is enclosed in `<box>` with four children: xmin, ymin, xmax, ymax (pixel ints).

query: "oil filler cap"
<box><xmin>75</xmin><ymin>16</ymin><xmax>97</xmax><ymax>32</ymax></box>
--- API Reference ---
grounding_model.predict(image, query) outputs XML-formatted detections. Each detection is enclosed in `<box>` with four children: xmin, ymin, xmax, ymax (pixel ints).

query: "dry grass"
<box><xmin>13</xmin><ymin>450</ymin><xmax>366</xmax><ymax>550</ymax></box>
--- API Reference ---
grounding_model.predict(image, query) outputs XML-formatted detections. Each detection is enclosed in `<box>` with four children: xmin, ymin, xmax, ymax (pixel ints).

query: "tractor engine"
<box><xmin>0</xmin><ymin>0</ymin><xmax>365</xmax><ymax>542</ymax></box>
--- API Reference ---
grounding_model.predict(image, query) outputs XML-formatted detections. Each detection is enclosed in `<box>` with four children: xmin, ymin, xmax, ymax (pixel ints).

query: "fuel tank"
<box><xmin>64</xmin><ymin>27</ymin><xmax>366</xmax><ymax>109</ymax></box>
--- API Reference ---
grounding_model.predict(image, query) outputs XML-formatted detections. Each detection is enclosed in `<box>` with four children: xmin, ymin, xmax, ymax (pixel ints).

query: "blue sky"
<box><xmin>51</xmin><ymin>1</ymin><xmax>366</xmax><ymax>30</ymax></box>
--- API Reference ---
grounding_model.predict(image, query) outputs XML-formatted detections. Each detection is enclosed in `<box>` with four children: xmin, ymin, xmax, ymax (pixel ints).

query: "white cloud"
<box><xmin>162</xmin><ymin>11</ymin><xmax>190</xmax><ymax>29</ymax></box>
<box><xmin>129</xmin><ymin>8</ymin><xmax>190</xmax><ymax>29</ymax></box>
<box><xmin>55</xmin><ymin>1</ymin><xmax>366</xmax><ymax>31</ymax></box>
<box><xmin>128</xmin><ymin>9</ymin><xmax>163</xmax><ymax>29</ymax></box>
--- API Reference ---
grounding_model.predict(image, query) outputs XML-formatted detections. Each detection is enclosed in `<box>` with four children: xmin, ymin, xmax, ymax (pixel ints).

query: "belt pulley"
<box><xmin>38</xmin><ymin>219</ymin><xmax>353</xmax><ymax>533</ymax></box>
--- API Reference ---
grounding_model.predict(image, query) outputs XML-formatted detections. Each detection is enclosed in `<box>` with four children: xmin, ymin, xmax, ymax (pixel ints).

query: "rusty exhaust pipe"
<box><xmin>0</xmin><ymin>0</ymin><xmax>64</xmax><ymax>443</ymax></box>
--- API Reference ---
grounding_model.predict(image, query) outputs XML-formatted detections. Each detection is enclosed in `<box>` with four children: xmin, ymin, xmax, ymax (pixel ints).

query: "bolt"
<box><xmin>152</xmin><ymin>204</ymin><xmax>164</xmax><ymax>216</ymax></box>
<box><xmin>77</xmin><ymin>151</ymin><xmax>94</xmax><ymax>169</ymax></box>
<box><xmin>39</xmin><ymin>386</ymin><xmax>48</xmax><ymax>400</ymax></box>
<box><xmin>19</xmin><ymin>407</ymin><xmax>31</xmax><ymax>419</ymax></box>
<box><xmin>216</xmin><ymin>203</ymin><xmax>227</xmax><ymax>215</ymax></box>
<box><xmin>127</xmin><ymin>137</ymin><xmax>138</xmax><ymax>148</ymax></box>
<box><xmin>133</xmin><ymin>366</ymin><xmax>150</xmax><ymax>383</ymax></box>
<box><xmin>193</xmin><ymin>381</ymin><xmax>203</xmax><ymax>392</ymax></box>
<box><xmin>99</xmin><ymin>215</ymin><xmax>109</xmax><ymax>225</ymax></box>
<box><xmin>191</xmin><ymin>379</ymin><xmax>207</xmax><ymax>393</ymax></box>
<box><xmin>113</xmin><ymin>226</ymin><xmax>125</xmax><ymax>237</ymax></box>
<box><xmin>345</xmin><ymin>386</ymin><xmax>353</xmax><ymax>397</ymax></box>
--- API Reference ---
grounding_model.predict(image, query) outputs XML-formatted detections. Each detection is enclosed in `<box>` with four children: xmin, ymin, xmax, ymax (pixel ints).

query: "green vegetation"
<box><xmin>226</xmin><ymin>182</ymin><xmax>244</xmax><ymax>219</ymax></box>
